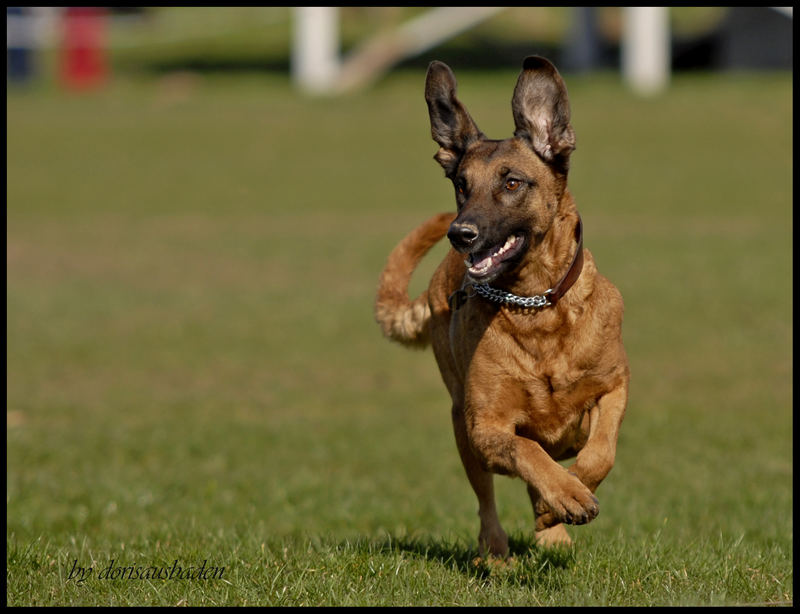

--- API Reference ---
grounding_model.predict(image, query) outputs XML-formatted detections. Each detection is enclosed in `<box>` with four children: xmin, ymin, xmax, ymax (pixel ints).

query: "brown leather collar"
<box><xmin>547</xmin><ymin>215</ymin><xmax>583</xmax><ymax>305</ymax></box>
<box><xmin>448</xmin><ymin>216</ymin><xmax>583</xmax><ymax>311</ymax></box>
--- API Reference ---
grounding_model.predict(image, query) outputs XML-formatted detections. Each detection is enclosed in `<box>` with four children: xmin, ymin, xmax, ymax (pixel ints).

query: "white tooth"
<box><xmin>500</xmin><ymin>236</ymin><xmax>513</xmax><ymax>255</ymax></box>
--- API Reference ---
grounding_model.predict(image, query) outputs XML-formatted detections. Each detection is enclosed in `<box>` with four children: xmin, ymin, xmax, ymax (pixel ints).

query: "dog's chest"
<box><xmin>452</xmin><ymin>304</ymin><xmax>591</xmax><ymax>451</ymax></box>
<box><xmin>451</xmin><ymin>302</ymin><xmax>577</xmax><ymax>381</ymax></box>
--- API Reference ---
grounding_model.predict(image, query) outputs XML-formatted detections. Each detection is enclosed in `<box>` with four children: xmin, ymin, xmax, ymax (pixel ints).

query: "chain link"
<box><xmin>472</xmin><ymin>283</ymin><xmax>553</xmax><ymax>309</ymax></box>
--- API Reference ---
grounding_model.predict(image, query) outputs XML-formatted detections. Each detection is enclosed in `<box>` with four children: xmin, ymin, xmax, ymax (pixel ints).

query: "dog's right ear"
<box><xmin>425</xmin><ymin>61</ymin><xmax>483</xmax><ymax>176</ymax></box>
<box><xmin>512</xmin><ymin>56</ymin><xmax>575</xmax><ymax>173</ymax></box>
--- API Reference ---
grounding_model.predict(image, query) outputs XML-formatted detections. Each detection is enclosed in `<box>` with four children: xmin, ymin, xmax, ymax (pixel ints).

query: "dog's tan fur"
<box><xmin>375</xmin><ymin>57</ymin><xmax>629</xmax><ymax>557</ymax></box>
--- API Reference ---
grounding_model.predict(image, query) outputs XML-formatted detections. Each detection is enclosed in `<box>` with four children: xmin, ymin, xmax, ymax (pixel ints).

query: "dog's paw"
<box><xmin>537</xmin><ymin>471</ymin><xmax>599</xmax><ymax>527</ymax></box>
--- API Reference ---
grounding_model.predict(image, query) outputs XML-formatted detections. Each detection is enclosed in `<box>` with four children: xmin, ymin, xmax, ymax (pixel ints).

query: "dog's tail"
<box><xmin>375</xmin><ymin>212</ymin><xmax>455</xmax><ymax>348</ymax></box>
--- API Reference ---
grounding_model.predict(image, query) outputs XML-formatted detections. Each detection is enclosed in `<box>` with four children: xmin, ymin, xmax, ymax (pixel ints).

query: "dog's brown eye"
<box><xmin>505</xmin><ymin>178</ymin><xmax>521</xmax><ymax>191</ymax></box>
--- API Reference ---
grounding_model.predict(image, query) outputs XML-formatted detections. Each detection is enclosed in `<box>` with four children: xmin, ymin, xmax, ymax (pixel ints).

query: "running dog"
<box><xmin>375</xmin><ymin>56</ymin><xmax>629</xmax><ymax>556</ymax></box>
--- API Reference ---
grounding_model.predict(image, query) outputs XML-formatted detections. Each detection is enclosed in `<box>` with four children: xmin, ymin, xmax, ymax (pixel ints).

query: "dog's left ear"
<box><xmin>512</xmin><ymin>56</ymin><xmax>576</xmax><ymax>171</ymax></box>
<box><xmin>425</xmin><ymin>61</ymin><xmax>484</xmax><ymax>176</ymax></box>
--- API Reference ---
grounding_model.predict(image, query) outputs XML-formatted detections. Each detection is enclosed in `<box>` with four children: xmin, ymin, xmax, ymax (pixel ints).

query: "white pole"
<box><xmin>622</xmin><ymin>7</ymin><xmax>670</xmax><ymax>96</ymax></box>
<box><xmin>336</xmin><ymin>6</ymin><xmax>505</xmax><ymax>93</ymax></box>
<box><xmin>292</xmin><ymin>7</ymin><xmax>340</xmax><ymax>94</ymax></box>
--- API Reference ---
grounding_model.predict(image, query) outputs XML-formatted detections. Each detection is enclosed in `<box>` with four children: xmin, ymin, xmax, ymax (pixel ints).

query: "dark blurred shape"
<box><xmin>717</xmin><ymin>7</ymin><xmax>793</xmax><ymax>69</ymax></box>
<box><xmin>7</xmin><ymin>7</ymin><xmax>35</xmax><ymax>83</ymax></box>
<box><xmin>563</xmin><ymin>7</ymin><xmax>601</xmax><ymax>73</ymax></box>
<box><xmin>673</xmin><ymin>7</ymin><xmax>793</xmax><ymax>70</ymax></box>
<box><xmin>60</xmin><ymin>6</ymin><xmax>109</xmax><ymax>91</ymax></box>
<box><xmin>108</xmin><ymin>7</ymin><xmax>148</xmax><ymax>17</ymax></box>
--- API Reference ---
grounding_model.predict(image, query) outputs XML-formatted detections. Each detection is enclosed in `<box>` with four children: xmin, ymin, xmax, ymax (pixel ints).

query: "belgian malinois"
<box><xmin>375</xmin><ymin>56</ymin><xmax>629</xmax><ymax>556</ymax></box>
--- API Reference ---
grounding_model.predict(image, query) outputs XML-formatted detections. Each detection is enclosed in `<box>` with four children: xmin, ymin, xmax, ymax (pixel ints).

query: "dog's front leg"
<box><xmin>451</xmin><ymin>404</ymin><xmax>509</xmax><ymax>558</ymax></box>
<box><xmin>470</xmin><ymin>417</ymin><xmax>600</xmax><ymax>529</ymax></box>
<box><xmin>568</xmin><ymin>380</ymin><xmax>629</xmax><ymax>492</ymax></box>
<box><xmin>532</xmin><ymin>380</ymin><xmax>628</xmax><ymax>531</ymax></box>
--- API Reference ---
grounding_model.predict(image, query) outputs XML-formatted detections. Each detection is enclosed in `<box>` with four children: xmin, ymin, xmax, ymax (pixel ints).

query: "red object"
<box><xmin>60</xmin><ymin>7</ymin><xmax>108</xmax><ymax>90</ymax></box>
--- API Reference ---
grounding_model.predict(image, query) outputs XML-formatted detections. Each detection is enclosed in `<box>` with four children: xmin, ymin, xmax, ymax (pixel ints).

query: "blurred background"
<box><xmin>6</xmin><ymin>7</ymin><xmax>793</xmax><ymax>606</ymax></box>
<box><xmin>5</xmin><ymin>7</ymin><xmax>794</xmax><ymax>93</ymax></box>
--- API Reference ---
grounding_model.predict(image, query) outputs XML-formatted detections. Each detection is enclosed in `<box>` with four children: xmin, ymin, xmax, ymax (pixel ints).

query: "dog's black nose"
<box><xmin>448</xmin><ymin>223</ymin><xmax>479</xmax><ymax>251</ymax></box>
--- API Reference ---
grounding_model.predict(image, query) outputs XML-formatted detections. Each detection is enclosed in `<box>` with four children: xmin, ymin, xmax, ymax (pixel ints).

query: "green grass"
<box><xmin>7</xmin><ymin>62</ymin><xmax>792</xmax><ymax>606</ymax></box>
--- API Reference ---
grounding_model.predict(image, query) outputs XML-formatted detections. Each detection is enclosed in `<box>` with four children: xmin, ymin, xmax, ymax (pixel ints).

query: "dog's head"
<box><xmin>425</xmin><ymin>56</ymin><xmax>576</xmax><ymax>283</ymax></box>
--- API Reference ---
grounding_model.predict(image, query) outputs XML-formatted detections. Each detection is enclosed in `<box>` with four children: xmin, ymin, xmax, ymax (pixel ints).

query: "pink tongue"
<box><xmin>467</xmin><ymin>249</ymin><xmax>498</xmax><ymax>276</ymax></box>
<box><xmin>470</xmin><ymin>253</ymin><xmax>492</xmax><ymax>269</ymax></box>
<box><xmin>471</xmin><ymin>253</ymin><xmax>493</xmax><ymax>269</ymax></box>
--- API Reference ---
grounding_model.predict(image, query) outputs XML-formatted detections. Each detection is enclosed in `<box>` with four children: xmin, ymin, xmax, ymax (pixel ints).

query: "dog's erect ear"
<box><xmin>512</xmin><ymin>56</ymin><xmax>576</xmax><ymax>171</ymax></box>
<box><xmin>425</xmin><ymin>61</ymin><xmax>484</xmax><ymax>176</ymax></box>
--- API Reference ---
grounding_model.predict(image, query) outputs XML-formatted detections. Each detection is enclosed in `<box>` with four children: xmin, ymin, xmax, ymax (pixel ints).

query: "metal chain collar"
<box><xmin>472</xmin><ymin>283</ymin><xmax>553</xmax><ymax>309</ymax></box>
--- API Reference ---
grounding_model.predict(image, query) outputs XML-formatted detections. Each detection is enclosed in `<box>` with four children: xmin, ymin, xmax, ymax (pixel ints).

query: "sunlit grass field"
<box><xmin>7</xmin><ymin>64</ymin><xmax>792</xmax><ymax>605</ymax></box>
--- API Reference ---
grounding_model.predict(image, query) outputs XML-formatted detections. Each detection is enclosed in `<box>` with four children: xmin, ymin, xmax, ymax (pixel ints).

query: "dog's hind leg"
<box><xmin>451</xmin><ymin>404</ymin><xmax>509</xmax><ymax>558</ymax></box>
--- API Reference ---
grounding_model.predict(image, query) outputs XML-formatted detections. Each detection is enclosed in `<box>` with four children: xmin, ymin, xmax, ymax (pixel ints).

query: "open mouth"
<box><xmin>464</xmin><ymin>233</ymin><xmax>526</xmax><ymax>281</ymax></box>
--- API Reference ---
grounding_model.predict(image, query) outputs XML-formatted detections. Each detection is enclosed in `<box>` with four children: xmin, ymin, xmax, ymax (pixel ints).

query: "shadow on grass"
<box><xmin>366</xmin><ymin>531</ymin><xmax>575</xmax><ymax>588</ymax></box>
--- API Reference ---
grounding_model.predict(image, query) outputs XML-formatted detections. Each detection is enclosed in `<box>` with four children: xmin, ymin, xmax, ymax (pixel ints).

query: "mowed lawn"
<box><xmin>7</xmin><ymin>67</ymin><xmax>792</xmax><ymax>606</ymax></box>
